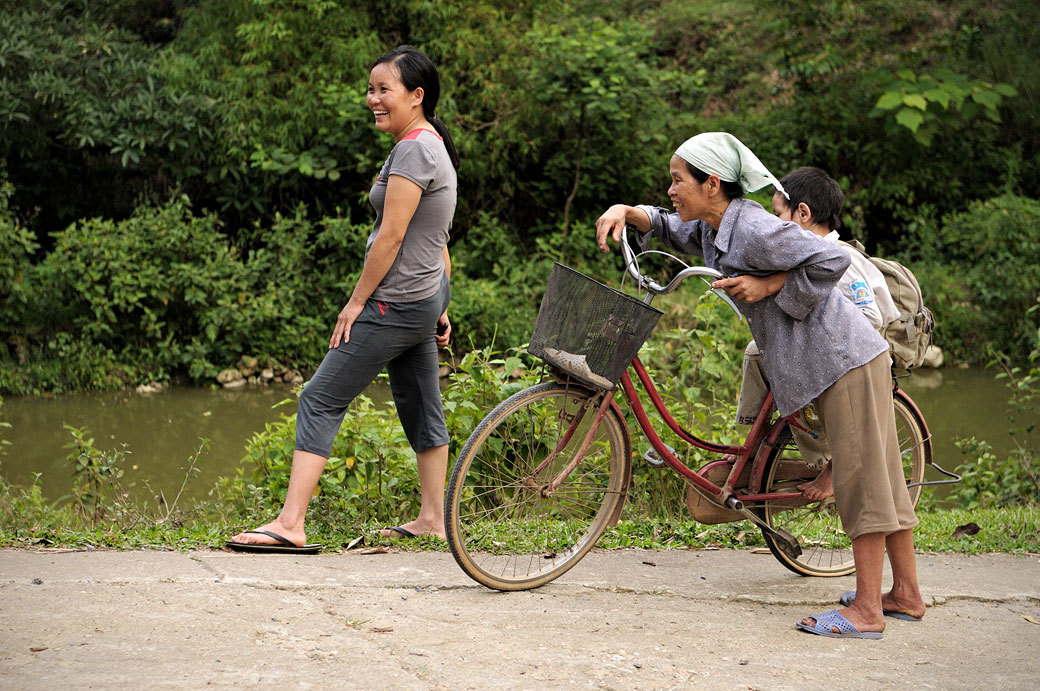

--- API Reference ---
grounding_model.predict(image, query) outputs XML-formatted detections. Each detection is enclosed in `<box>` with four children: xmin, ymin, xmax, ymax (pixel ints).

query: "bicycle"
<box><xmin>444</xmin><ymin>228</ymin><xmax>959</xmax><ymax>591</ymax></box>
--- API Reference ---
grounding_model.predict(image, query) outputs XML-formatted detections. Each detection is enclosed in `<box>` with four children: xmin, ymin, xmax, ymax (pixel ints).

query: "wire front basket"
<box><xmin>528</xmin><ymin>263</ymin><xmax>663</xmax><ymax>389</ymax></box>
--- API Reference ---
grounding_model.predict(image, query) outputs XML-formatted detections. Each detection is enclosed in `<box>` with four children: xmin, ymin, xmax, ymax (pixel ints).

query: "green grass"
<box><xmin>591</xmin><ymin>507</ymin><xmax>1040</xmax><ymax>554</ymax></box>
<box><xmin>910</xmin><ymin>505</ymin><xmax>1039</xmax><ymax>553</ymax></box>
<box><xmin>2</xmin><ymin>471</ymin><xmax>1036</xmax><ymax>555</ymax></box>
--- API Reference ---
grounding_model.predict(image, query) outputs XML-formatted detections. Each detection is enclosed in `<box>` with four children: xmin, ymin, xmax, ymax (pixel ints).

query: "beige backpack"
<box><xmin>839</xmin><ymin>240</ymin><xmax>934</xmax><ymax>371</ymax></box>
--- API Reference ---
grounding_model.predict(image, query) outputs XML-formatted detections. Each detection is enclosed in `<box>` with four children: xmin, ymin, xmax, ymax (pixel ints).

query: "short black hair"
<box><xmin>685</xmin><ymin>162</ymin><xmax>744</xmax><ymax>200</ymax></box>
<box><xmin>777</xmin><ymin>166</ymin><xmax>843</xmax><ymax>230</ymax></box>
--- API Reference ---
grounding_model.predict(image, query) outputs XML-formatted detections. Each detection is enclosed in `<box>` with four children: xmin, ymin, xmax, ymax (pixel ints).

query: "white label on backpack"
<box><xmin>849</xmin><ymin>280</ymin><xmax>874</xmax><ymax>306</ymax></box>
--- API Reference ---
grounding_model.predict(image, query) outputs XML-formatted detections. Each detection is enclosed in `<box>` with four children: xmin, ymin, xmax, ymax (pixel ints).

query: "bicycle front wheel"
<box><xmin>444</xmin><ymin>381</ymin><xmax>631</xmax><ymax>591</ymax></box>
<box><xmin>759</xmin><ymin>389</ymin><xmax>930</xmax><ymax>577</ymax></box>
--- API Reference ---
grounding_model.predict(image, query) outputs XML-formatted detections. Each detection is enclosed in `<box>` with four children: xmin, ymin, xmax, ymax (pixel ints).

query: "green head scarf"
<box><xmin>675</xmin><ymin>132</ymin><xmax>788</xmax><ymax>198</ymax></box>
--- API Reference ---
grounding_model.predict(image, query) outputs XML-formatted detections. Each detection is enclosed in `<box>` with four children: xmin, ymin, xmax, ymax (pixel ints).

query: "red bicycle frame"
<box><xmin>617</xmin><ymin>356</ymin><xmax>805</xmax><ymax>508</ymax></box>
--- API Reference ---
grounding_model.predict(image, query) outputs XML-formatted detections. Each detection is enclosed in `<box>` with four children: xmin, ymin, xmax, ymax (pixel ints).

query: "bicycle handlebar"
<box><xmin>620</xmin><ymin>225</ymin><xmax>744</xmax><ymax>320</ymax></box>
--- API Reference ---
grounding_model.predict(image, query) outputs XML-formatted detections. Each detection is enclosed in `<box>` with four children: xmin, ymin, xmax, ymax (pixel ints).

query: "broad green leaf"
<box><xmin>971</xmin><ymin>89</ymin><xmax>1000</xmax><ymax>111</ymax></box>
<box><xmin>903</xmin><ymin>93</ymin><xmax>928</xmax><ymax>111</ymax></box>
<box><xmin>895</xmin><ymin>107</ymin><xmax>924</xmax><ymax>132</ymax></box>
<box><xmin>875</xmin><ymin>91</ymin><xmax>903</xmax><ymax>110</ymax></box>
<box><xmin>912</xmin><ymin>127</ymin><xmax>934</xmax><ymax>146</ymax></box>
<box><xmin>923</xmin><ymin>88</ymin><xmax>951</xmax><ymax>109</ymax></box>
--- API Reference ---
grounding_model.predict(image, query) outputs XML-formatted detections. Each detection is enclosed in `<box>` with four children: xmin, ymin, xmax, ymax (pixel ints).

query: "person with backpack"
<box><xmin>595</xmin><ymin>132</ymin><xmax>925</xmax><ymax>638</ymax></box>
<box><xmin>732</xmin><ymin>166</ymin><xmax>900</xmax><ymax>501</ymax></box>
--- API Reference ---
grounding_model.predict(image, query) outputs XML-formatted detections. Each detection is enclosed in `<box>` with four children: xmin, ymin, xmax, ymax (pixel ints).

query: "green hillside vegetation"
<box><xmin>2</xmin><ymin>0</ymin><xmax>1038</xmax><ymax>395</ymax></box>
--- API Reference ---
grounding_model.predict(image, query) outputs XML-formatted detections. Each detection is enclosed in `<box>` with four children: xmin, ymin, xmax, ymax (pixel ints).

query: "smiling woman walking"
<box><xmin>227</xmin><ymin>45</ymin><xmax>459</xmax><ymax>552</ymax></box>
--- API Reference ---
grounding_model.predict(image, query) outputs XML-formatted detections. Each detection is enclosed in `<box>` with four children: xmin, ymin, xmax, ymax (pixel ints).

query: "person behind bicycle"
<box><xmin>733</xmin><ymin>166</ymin><xmax>900</xmax><ymax>501</ymax></box>
<box><xmin>595</xmin><ymin>132</ymin><xmax>925</xmax><ymax>639</ymax></box>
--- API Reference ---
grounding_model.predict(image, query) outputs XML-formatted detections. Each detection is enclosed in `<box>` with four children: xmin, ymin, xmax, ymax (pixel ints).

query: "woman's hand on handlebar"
<box><xmin>711</xmin><ymin>272</ymin><xmax>788</xmax><ymax>303</ymax></box>
<box><xmin>595</xmin><ymin>204</ymin><xmax>651</xmax><ymax>252</ymax></box>
<box><xmin>595</xmin><ymin>204</ymin><xmax>630</xmax><ymax>252</ymax></box>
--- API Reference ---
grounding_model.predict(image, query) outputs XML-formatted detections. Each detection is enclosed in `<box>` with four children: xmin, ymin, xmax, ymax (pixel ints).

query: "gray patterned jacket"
<box><xmin>634</xmin><ymin>198</ymin><xmax>888</xmax><ymax>416</ymax></box>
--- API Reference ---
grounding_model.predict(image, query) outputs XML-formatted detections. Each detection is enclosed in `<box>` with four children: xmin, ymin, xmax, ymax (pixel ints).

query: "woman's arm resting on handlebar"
<box><xmin>595</xmin><ymin>204</ymin><xmax>651</xmax><ymax>252</ymax></box>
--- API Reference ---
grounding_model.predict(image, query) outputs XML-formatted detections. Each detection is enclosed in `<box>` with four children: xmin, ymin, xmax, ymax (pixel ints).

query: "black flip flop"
<box><xmin>225</xmin><ymin>529</ymin><xmax>322</xmax><ymax>554</ymax></box>
<box><xmin>383</xmin><ymin>525</ymin><xmax>418</xmax><ymax>538</ymax></box>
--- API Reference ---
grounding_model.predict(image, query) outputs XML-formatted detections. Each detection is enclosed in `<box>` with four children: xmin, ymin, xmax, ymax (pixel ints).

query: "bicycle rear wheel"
<box><xmin>444</xmin><ymin>381</ymin><xmax>631</xmax><ymax>591</ymax></box>
<box><xmin>759</xmin><ymin>389</ymin><xmax>929</xmax><ymax>577</ymax></box>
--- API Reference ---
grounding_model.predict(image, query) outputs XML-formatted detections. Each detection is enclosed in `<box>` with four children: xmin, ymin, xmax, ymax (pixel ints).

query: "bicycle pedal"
<box><xmin>642</xmin><ymin>445</ymin><xmax>674</xmax><ymax>469</ymax></box>
<box><xmin>771</xmin><ymin>527</ymin><xmax>803</xmax><ymax>560</ymax></box>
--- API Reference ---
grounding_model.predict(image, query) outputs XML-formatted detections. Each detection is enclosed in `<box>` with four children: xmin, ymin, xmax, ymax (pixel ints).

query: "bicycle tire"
<box><xmin>759</xmin><ymin>389</ymin><xmax>930</xmax><ymax>577</ymax></box>
<box><xmin>444</xmin><ymin>381</ymin><xmax>631</xmax><ymax>591</ymax></box>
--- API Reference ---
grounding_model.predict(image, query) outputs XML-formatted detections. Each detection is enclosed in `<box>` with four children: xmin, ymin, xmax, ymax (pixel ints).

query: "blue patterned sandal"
<box><xmin>839</xmin><ymin>590</ymin><xmax>923</xmax><ymax>621</ymax></box>
<box><xmin>796</xmin><ymin>609</ymin><xmax>883</xmax><ymax>639</ymax></box>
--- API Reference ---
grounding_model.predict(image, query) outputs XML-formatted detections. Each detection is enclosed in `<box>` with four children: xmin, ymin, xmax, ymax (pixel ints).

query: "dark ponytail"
<box><xmin>374</xmin><ymin>45</ymin><xmax>460</xmax><ymax>170</ymax></box>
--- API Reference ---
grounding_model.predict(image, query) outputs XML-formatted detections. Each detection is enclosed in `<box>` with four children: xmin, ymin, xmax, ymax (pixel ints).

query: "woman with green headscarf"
<box><xmin>595</xmin><ymin>132</ymin><xmax>925</xmax><ymax>640</ymax></box>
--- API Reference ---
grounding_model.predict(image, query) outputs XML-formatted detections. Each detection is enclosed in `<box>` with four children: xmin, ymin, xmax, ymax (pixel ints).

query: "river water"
<box><xmin>0</xmin><ymin>367</ymin><xmax>1032</xmax><ymax>503</ymax></box>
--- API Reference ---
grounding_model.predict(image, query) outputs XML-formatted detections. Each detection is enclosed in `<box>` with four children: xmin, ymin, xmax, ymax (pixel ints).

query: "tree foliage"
<box><xmin>0</xmin><ymin>0</ymin><xmax>211</xmax><ymax>233</ymax></box>
<box><xmin>1</xmin><ymin>0</ymin><xmax>1038</xmax><ymax>391</ymax></box>
<box><xmin>872</xmin><ymin>68</ymin><xmax>1016</xmax><ymax>146</ymax></box>
<box><xmin>905</xmin><ymin>194</ymin><xmax>1040</xmax><ymax>363</ymax></box>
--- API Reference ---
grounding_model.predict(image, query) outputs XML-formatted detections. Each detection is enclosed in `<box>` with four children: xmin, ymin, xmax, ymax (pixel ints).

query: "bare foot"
<box><xmin>379</xmin><ymin>519</ymin><xmax>446</xmax><ymax>541</ymax></box>
<box><xmin>797</xmin><ymin>460</ymin><xmax>833</xmax><ymax>501</ymax></box>
<box><xmin>229</xmin><ymin>520</ymin><xmax>307</xmax><ymax>547</ymax></box>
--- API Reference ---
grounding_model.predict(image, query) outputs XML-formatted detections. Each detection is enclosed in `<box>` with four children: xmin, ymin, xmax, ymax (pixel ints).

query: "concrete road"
<box><xmin>1</xmin><ymin>547</ymin><xmax>1038</xmax><ymax>689</ymax></box>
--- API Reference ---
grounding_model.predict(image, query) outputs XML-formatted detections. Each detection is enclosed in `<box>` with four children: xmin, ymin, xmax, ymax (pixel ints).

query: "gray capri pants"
<box><xmin>295</xmin><ymin>275</ymin><xmax>450</xmax><ymax>458</ymax></box>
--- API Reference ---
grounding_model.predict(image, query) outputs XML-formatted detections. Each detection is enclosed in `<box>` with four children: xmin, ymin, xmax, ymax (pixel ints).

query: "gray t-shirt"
<box><xmin>367</xmin><ymin>128</ymin><xmax>457</xmax><ymax>302</ymax></box>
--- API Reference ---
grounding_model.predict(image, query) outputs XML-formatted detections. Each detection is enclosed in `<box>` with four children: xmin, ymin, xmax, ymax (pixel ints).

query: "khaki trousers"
<box><xmin>736</xmin><ymin>341</ymin><xmax>829</xmax><ymax>467</ymax></box>
<box><xmin>814</xmin><ymin>352</ymin><xmax>918</xmax><ymax>540</ymax></box>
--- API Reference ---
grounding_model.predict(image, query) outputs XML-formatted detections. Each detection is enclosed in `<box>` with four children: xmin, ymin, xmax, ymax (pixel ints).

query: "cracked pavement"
<box><xmin>1</xmin><ymin>548</ymin><xmax>1038</xmax><ymax>689</ymax></box>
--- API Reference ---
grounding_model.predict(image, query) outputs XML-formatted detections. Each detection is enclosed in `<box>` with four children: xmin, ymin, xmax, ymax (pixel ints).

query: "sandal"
<box><xmin>839</xmin><ymin>590</ymin><xmax>923</xmax><ymax>621</ymax></box>
<box><xmin>796</xmin><ymin>609</ymin><xmax>883</xmax><ymax>639</ymax></box>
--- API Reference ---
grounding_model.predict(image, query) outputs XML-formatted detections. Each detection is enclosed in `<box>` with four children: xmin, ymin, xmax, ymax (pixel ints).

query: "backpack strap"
<box><xmin>836</xmin><ymin>238</ymin><xmax>868</xmax><ymax>257</ymax></box>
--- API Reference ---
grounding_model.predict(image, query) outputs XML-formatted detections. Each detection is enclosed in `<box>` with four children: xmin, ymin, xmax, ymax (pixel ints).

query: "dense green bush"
<box><xmin>1</xmin><ymin>196</ymin><xmax>341</xmax><ymax>392</ymax></box>
<box><xmin>0</xmin><ymin>190</ymin><xmax>564</xmax><ymax>394</ymax></box>
<box><xmin>0</xmin><ymin>173</ymin><xmax>38</xmax><ymax>321</ymax></box>
<box><xmin>7</xmin><ymin>0</ymin><xmax>1031</xmax><ymax>249</ymax></box>
<box><xmin>731</xmin><ymin>0</ymin><xmax>1029</xmax><ymax>250</ymax></box>
<box><xmin>0</xmin><ymin>0</ymin><xmax>212</xmax><ymax>233</ymax></box>
<box><xmin>2</xmin><ymin>0</ymin><xmax>1039</xmax><ymax>391</ymax></box>
<box><xmin>906</xmin><ymin>195</ymin><xmax>1040</xmax><ymax>363</ymax></box>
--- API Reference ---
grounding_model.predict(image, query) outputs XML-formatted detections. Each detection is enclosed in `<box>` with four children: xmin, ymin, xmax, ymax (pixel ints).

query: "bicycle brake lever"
<box><xmin>708</xmin><ymin>284</ymin><xmax>745</xmax><ymax>321</ymax></box>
